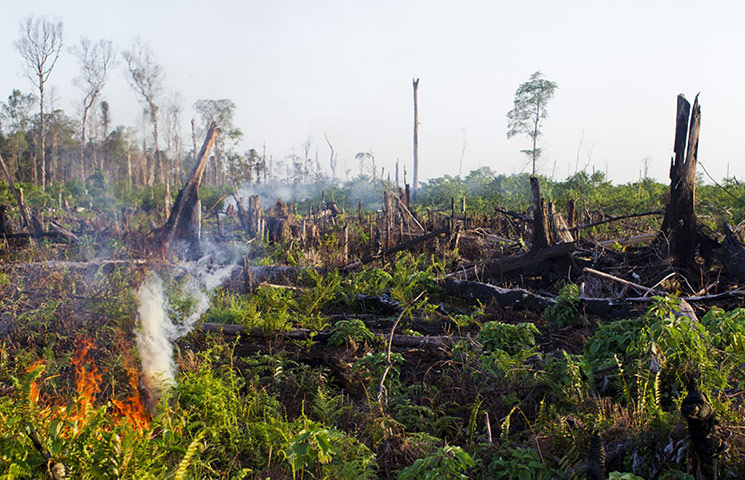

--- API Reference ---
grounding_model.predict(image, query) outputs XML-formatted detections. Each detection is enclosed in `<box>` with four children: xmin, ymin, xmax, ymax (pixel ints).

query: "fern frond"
<box><xmin>174</xmin><ymin>430</ymin><xmax>207</xmax><ymax>480</ymax></box>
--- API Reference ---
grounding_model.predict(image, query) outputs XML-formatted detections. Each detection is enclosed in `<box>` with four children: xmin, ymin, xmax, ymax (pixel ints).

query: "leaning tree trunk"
<box><xmin>661</xmin><ymin>94</ymin><xmax>701</xmax><ymax>267</ymax></box>
<box><xmin>160</xmin><ymin>122</ymin><xmax>217</xmax><ymax>258</ymax></box>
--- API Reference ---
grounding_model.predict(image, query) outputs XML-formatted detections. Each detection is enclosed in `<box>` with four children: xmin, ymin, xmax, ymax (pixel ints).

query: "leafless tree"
<box><xmin>123</xmin><ymin>38</ymin><xmax>164</xmax><ymax>190</ymax></box>
<box><xmin>15</xmin><ymin>15</ymin><xmax>64</xmax><ymax>190</ymax></box>
<box><xmin>71</xmin><ymin>37</ymin><xmax>115</xmax><ymax>179</ymax></box>
<box><xmin>323</xmin><ymin>132</ymin><xmax>336</xmax><ymax>182</ymax></box>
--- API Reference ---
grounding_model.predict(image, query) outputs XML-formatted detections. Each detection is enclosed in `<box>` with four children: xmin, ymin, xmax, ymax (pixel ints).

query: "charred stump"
<box><xmin>247</xmin><ymin>195</ymin><xmax>263</xmax><ymax>238</ymax></box>
<box><xmin>681</xmin><ymin>375</ymin><xmax>723</xmax><ymax>479</ymax></box>
<box><xmin>661</xmin><ymin>94</ymin><xmax>701</xmax><ymax>267</ymax></box>
<box><xmin>160</xmin><ymin>122</ymin><xmax>218</xmax><ymax>258</ymax></box>
<box><xmin>530</xmin><ymin>176</ymin><xmax>552</xmax><ymax>251</ymax></box>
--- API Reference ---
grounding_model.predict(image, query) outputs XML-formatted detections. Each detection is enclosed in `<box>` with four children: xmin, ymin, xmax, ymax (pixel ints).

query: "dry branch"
<box><xmin>583</xmin><ymin>267</ymin><xmax>662</xmax><ymax>296</ymax></box>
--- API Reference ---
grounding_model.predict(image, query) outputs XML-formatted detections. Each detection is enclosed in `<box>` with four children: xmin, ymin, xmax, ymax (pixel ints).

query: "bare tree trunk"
<box><xmin>80</xmin><ymin>107</ymin><xmax>88</xmax><ymax>181</ymax></box>
<box><xmin>412</xmin><ymin>78</ymin><xmax>419</xmax><ymax>200</ymax></box>
<box><xmin>661</xmin><ymin>94</ymin><xmax>701</xmax><ymax>267</ymax></box>
<box><xmin>530</xmin><ymin>176</ymin><xmax>551</xmax><ymax>251</ymax></box>
<box><xmin>39</xmin><ymin>84</ymin><xmax>46</xmax><ymax>190</ymax></box>
<box><xmin>126</xmin><ymin>144</ymin><xmax>132</xmax><ymax>189</ymax></box>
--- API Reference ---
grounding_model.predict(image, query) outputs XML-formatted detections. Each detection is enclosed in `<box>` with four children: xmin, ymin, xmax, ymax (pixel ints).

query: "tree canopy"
<box><xmin>506</xmin><ymin>71</ymin><xmax>558</xmax><ymax>175</ymax></box>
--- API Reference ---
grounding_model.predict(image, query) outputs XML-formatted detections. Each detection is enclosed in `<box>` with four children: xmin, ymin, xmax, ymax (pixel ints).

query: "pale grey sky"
<box><xmin>1</xmin><ymin>0</ymin><xmax>743</xmax><ymax>185</ymax></box>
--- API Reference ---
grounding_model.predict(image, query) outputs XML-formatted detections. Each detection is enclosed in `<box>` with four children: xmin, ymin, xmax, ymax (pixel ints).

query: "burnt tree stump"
<box><xmin>661</xmin><ymin>94</ymin><xmax>701</xmax><ymax>267</ymax></box>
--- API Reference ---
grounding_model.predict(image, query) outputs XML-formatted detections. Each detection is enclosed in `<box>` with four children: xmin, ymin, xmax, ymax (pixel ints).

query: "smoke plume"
<box><xmin>135</xmin><ymin>243</ymin><xmax>239</xmax><ymax>406</ymax></box>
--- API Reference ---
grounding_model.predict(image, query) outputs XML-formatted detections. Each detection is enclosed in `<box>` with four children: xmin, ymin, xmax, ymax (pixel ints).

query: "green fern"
<box><xmin>174</xmin><ymin>430</ymin><xmax>207</xmax><ymax>480</ymax></box>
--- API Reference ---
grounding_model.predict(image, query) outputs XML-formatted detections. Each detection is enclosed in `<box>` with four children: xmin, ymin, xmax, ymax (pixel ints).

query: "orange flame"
<box><xmin>113</xmin><ymin>359</ymin><xmax>151</xmax><ymax>430</ymax></box>
<box><xmin>70</xmin><ymin>337</ymin><xmax>102</xmax><ymax>422</ymax></box>
<box><xmin>25</xmin><ymin>336</ymin><xmax>151</xmax><ymax>431</ymax></box>
<box><xmin>25</xmin><ymin>359</ymin><xmax>46</xmax><ymax>403</ymax></box>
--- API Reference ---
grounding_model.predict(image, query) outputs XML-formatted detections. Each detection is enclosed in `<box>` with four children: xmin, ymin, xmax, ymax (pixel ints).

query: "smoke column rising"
<box><xmin>135</xmin><ymin>249</ymin><xmax>239</xmax><ymax>406</ymax></box>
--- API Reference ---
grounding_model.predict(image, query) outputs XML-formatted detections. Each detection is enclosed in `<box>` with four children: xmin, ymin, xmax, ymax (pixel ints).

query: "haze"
<box><xmin>1</xmin><ymin>0</ymin><xmax>743</xmax><ymax>185</ymax></box>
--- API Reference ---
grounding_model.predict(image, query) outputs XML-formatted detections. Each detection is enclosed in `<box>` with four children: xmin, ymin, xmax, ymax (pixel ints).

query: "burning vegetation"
<box><xmin>2</xmin><ymin>93</ymin><xmax>745</xmax><ymax>480</ymax></box>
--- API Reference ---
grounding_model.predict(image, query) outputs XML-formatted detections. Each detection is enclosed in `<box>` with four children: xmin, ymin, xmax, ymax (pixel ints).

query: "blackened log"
<box><xmin>447</xmin><ymin>242</ymin><xmax>575</xmax><ymax>281</ymax></box>
<box><xmin>48</xmin><ymin>221</ymin><xmax>80</xmax><ymax>243</ymax></box>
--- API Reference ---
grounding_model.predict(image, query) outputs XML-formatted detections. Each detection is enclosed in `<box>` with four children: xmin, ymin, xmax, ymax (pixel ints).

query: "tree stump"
<box><xmin>661</xmin><ymin>94</ymin><xmax>700</xmax><ymax>267</ymax></box>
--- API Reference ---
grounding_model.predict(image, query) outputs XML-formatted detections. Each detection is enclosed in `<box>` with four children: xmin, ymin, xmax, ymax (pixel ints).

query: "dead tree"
<box><xmin>661</xmin><ymin>94</ymin><xmax>701</xmax><ymax>266</ymax></box>
<box><xmin>412</xmin><ymin>78</ymin><xmax>420</xmax><ymax>200</ymax></box>
<box><xmin>160</xmin><ymin>122</ymin><xmax>217</xmax><ymax>257</ymax></box>
<box><xmin>530</xmin><ymin>176</ymin><xmax>551</xmax><ymax>250</ymax></box>
<box><xmin>15</xmin><ymin>16</ymin><xmax>64</xmax><ymax>190</ymax></box>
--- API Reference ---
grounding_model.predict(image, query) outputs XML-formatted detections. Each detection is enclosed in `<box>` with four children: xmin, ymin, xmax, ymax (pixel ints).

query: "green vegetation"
<box><xmin>2</xmin><ymin>167</ymin><xmax>745</xmax><ymax>478</ymax></box>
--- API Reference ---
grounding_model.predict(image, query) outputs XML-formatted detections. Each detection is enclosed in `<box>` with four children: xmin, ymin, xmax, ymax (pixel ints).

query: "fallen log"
<box><xmin>446</xmin><ymin>279</ymin><xmax>641</xmax><ymax>319</ymax></box>
<box><xmin>445</xmin><ymin>279</ymin><xmax>555</xmax><ymax>311</ymax></box>
<box><xmin>200</xmin><ymin>322</ymin><xmax>462</xmax><ymax>349</ymax></box>
<box><xmin>48</xmin><ymin>221</ymin><xmax>80</xmax><ymax>243</ymax></box>
<box><xmin>446</xmin><ymin>242</ymin><xmax>575</xmax><ymax>280</ymax></box>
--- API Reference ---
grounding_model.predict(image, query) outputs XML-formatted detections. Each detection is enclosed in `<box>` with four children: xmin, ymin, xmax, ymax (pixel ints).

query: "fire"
<box><xmin>69</xmin><ymin>337</ymin><xmax>102</xmax><ymax>422</ymax></box>
<box><xmin>25</xmin><ymin>359</ymin><xmax>46</xmax><ymax>403</ymax></box>
<box><xmin>113</xmin><ymin>359</ymin><xmax>151</xmax><ymax>430</ymax></box>
<box><xmin>66</xmin><ymin>336</ymin><xmax>150</xmax><ymax>430</ymax></box>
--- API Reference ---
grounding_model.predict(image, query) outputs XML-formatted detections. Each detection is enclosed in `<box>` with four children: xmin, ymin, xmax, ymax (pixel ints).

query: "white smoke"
<box><xmin>135</xmin><ymin>242</ymin><xmax>240</xmax><ymax>406</ymax></box>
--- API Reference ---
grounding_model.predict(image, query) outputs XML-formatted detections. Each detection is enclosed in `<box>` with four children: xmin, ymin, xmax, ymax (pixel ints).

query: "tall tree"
<box><xmin>71</xmin><ymin>37</ymin><xmax>115</xmax><ymax>179</ymax></box>
<box><xmin>506</xmin><ymin>71</ymin><xmax>558</xmax><ymax>175</ymax></box>
<box><xmin>15</xmin><ymin>15</ymin><xmax>64</xmax><ymax>190</ymax></box>
<box><xmin>123</xmin><ymin>38</ymin><xmax>164</xmax><ymax>189</ymax></box>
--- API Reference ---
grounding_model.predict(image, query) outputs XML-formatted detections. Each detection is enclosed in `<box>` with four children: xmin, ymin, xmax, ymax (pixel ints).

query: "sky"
<box><xmin>1</xmin><ymin>0</ymin><xmax>744</xmax><ymax>186</ymax></box>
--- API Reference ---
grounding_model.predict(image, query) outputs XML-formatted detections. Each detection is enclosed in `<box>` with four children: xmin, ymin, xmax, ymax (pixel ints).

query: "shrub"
<box><xmin>478</xmin><ymin>322</ymin><xmax>539</xmax><ymax>355</ymax></box>
<box><xmin>398</xmin><ymin>445</ymin><xmax>475</xmax><ymax>480</ymax></box>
